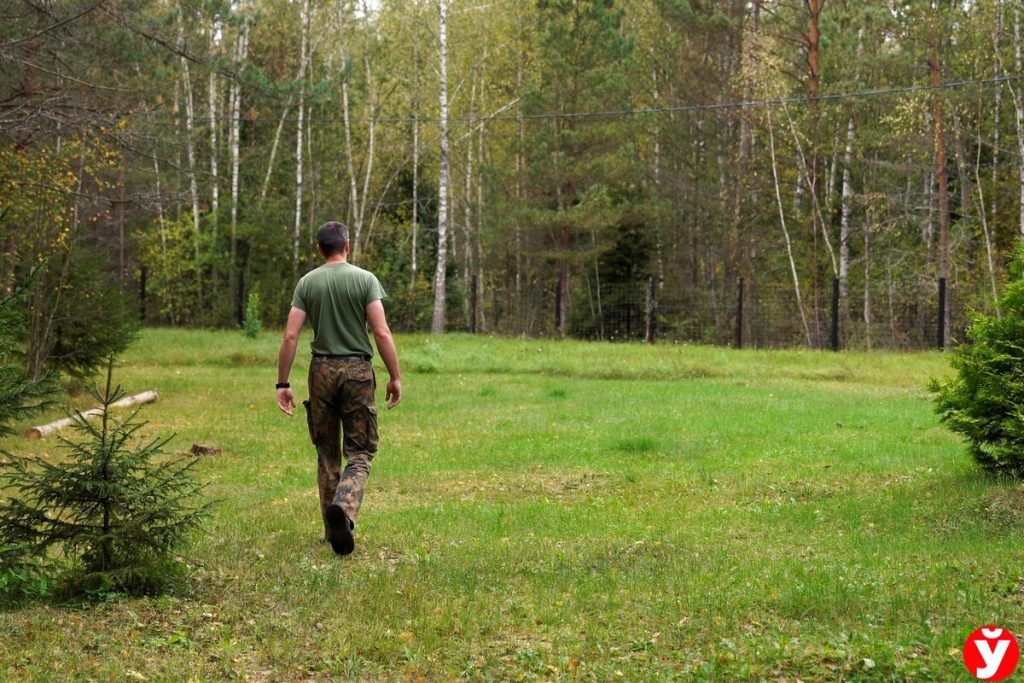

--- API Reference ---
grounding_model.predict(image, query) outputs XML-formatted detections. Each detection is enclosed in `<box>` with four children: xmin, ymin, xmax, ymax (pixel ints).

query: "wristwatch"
<box><xmin>276</xmin><ymin>382</ymin><xmax>290</xmax><ymax>389</ymax></box>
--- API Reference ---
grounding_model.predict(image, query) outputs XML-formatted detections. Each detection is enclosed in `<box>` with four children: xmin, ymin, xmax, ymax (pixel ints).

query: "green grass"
<box><xmin>2</xmin><ymin>329</ymin><xmax>1022</xmax><ymax>680</ymax></box>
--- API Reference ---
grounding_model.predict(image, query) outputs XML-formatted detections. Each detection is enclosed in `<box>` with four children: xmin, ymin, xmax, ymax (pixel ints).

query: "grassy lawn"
<box><xmin>1</xmin><ymin>329</ymin><xmax>1021</xmax><ymax>680</ymax></box>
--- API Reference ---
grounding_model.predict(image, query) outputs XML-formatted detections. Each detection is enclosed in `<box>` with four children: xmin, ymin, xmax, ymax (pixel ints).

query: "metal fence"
<box><xmin>458</xmin><ymin>271</ymin><xmax>971</xmax><ymax>351</ymax></box>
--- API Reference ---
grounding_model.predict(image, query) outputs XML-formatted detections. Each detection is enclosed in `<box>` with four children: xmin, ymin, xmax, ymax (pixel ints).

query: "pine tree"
<box><xmin>0</xmin><ymin>358</ymin><xmax>209</xmax><ymax>595</ymax></box>
<box><xmin>931</xmin><ymin>241</ymin><xmax>1024</xmax><ymax>476</ymax></box>
<box><xmin>525</xmin><ymin>0</ymin><xmax>636</xmax><ymax>337</ymax></box>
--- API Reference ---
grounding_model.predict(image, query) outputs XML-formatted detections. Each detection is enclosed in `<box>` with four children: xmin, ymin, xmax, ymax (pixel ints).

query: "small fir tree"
<box><xmin>0</xmin><ymin>277</ymin><xmax>56</xmax><ymax>600</ymax></box>
<box><xmin>0</xmin><ymin>358</ymin><xmax>208</xmax><ymax>595</ymax></box>
<box><xmin>931</xmin><ymin>242</ymin><xmax>1024</xmax><ymax>476</ymax></box>
<box><xmin>243</xmin><ymin>290</ymin><xmax>262</xmax><ymax>339</ymax></box>
<box><xmin>0</xmin><ymin>280</ymin><xmax>55</xmax><ymax>436</ymax></box>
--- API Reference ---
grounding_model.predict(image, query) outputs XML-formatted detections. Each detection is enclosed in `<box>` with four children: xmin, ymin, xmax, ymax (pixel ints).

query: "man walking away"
<box><xmin>276</xmin><ymin>221</ymin><xmax>402</xmax><ymax>556</ymax></box>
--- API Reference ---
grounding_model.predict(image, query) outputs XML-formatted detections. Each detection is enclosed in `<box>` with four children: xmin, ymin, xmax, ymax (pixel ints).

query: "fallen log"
<box><xmin>25</xmin><ymin>390</ymin><xmax>159</xmax><ymax>439</ymax></box>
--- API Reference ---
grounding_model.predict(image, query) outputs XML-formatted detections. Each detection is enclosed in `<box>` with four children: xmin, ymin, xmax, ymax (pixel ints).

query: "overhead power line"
<box><xmin>135</xmin><ymin>73</ymin><xmax>1022</xmax><ymax>128</ymax></box>
<box><xmin>382</xmin><ymin>74</ymin><xmax>1024</xmax><ymax>124</ymax></box>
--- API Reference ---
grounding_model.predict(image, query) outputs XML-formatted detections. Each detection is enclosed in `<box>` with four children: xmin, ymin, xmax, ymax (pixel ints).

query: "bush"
<box><xmin>0</xmin><ymin>358</ymin><xmax>209</xmax><ymax>596</ymax></box>
<box><xmin>243</xmin><ymin>290</ymin><xmax>262</xmax><ymax>338</ymax></box>
<box><xmin>931</xmin><ymin>241</ymin><xmax>1024</xmax><ymax>476</ymax></box>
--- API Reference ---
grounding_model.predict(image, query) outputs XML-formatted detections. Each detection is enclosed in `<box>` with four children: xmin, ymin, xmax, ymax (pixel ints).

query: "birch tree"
<box><xmin>293</xmin><ymin>0</ymin><xmax>310</xmax><ymax>274</ymax></box>
<box><xmin>431</xmin><ymin>0</ymin><xmax>451</xmax><ymax>334</ymax></box>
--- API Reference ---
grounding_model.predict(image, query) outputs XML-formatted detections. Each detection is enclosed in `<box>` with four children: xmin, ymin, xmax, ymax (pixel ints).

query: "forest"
<box><xmin>2</xmin><ymin>0</ymin><xmax>1020</xmax><ymax>378</ymax></box>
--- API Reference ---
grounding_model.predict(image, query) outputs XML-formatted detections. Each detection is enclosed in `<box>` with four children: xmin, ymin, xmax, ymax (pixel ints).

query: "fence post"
<box><xmin>470</xmin><ymin>274</ymin><xmax>478</xmax><ymax>334</ymax></box>
<box><xmin>734</xmin><ymin>276</ymin><xmax>744</xmax><ymax>349</ymax></box>
<box><xmin>830</xmin><ymin>277</ymin><xmax>840</xmax><ymax>351</ymax></box>
<box><xmin>644</xmin><ymin>275</ymin><xmax>656</xmax><ymax>343</ymax></box>
<box><xmin>139</xmin><ymin>266</ymin><xmax>147</xmax><ymax>322</ymax></box>
<box><xmin>937</xmin><ymin>276</ymin><xmax>946</xmax><ymax>350</ymax></box>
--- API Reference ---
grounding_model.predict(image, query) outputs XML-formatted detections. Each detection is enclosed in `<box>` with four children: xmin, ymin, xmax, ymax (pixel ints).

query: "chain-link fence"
<box><xmin>466</xmin><ymin>271</ymin><xmax>972</xmax><ymax>351</ymax></box>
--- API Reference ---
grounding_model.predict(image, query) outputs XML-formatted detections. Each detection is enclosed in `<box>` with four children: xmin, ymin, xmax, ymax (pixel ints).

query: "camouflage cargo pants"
<box><xmin>302</xmin><ymin>357</ymin><xmax>378</xmax><ymax>537</ymax></box>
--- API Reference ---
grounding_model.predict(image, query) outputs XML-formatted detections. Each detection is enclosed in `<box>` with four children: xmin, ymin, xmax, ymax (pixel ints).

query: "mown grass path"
<box><xmin>2</xmin><ymin>330</ymin><xmax>1021</xmax><ymax>680</ymax></box>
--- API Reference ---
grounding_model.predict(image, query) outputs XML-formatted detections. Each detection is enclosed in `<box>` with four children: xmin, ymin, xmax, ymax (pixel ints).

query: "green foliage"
<box><xmin>31</xmin><ymin>248</ymin><xmax>140</xmax><ymax>382</ymax></box>
<box><xmin>0</xmin><ymin>358</ymin><xmax>209</xmax><ymax>596</ymax></box>
<box><xmin>137</xmin><ymin>215</ymin><xmax>230</xmax><ymax>327</ymax></box>
<box><xmin>931</xmin><ymin>242</ymin><xmax>1024</xmax><ymax>476</ymax></box>
<box><xmin>0</xmin><ymin>279</ymin><xmax>56</xmax><ymax>436</ymax></box>
<box><xmin>0</xmin><ymin>542</ymin><xmax>52</xmax><ymax>602</ymax></box>
<box><xmin>243</xmin><ymin>290</ymin><xmax>263</xmax><ymax>338</ymax></box>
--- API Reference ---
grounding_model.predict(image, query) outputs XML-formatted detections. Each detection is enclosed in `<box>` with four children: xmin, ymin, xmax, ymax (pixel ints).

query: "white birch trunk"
<box><xmin>994</xmin><ymin>0</ymin><xmax>1003</xmax><ymax>228</ymax></box>
<box><xmin>153</xmin><ymin>154</ymin><xmax>166</xmax><ymax>253</ymax></box>
<box><xmin>293</xmin><ymin>0</ymin><xmax>310</xmax><ymax>274</ymax></box>
<box><xmin>863</xmin><ymin>211</ymin><xmax>872</xmax><ymax>351</ymax></box>
<box><xmin>337</xmin><ymin>4</ymin><xmax>360</xmax><ymax>235</ymax></box>
<box><xmin>230</xmin><ymin>26</ymin><xmax>249</xmax><ymax>257</ymax></box>
<box><xmin>976</xmin><ymin>126</ymin><xmax>1002</xmax><ymax>315</ymax></box>
<box><xmin>767</xmin><ymin>110</ymin><xmax>812</xmax><ymax>346</ymax></box>
<box><xmin>431</xmin><ymin>0</ymin><xmax>451</xmax><ymax>334</ymax></box>
<box><xmin>207</xmin><ymin>44</ymin><xmax>219</xmax><ymax>237</ymax></box>
<box><xmin>411</xmin><ymin>102</ymin><xmax>419</xmax><ymax>287</ymax></box>
<box><xmin>783</xmin><ymin>103</ymin><xmax>837</xmax><ymax>275</ymax></box>
<box><xmin>179</xmin><ymin>30</ymin><xmax>201</xmax><ymax>255</ymax></box>
<box><xmin>1015</xmin><ymin>10</ymin><xmax>1024</xmax><ymax>236</ymax></box>
<box><xmin>514</xmin><ymin>49</ymin><xmax>524</xmax><ymax>307</ymax></box>
<box><xmin>463</xmin><ymin>71</ymin><xmax>476</xmax><ymax>300</ymax></box>
<box><xmin>410</xmin><ymin>15</ymin><xmax>420</xmax><ymax>287</ymax></box>
<box><xmin>839</xmin><ymin>117</ymin><xmax>854</xmax><ymax>302</ymax></box>
<box><xmin>355</xmin><ymin>53</ymin><xmax>376</xmax><ymax>256</ymax></box>
<box><xmin>260</xmin><ymin>94</ymin><xmax>293</xmax><ymax>203</ymax></box>
<box><xmin>477</xmin><ymin>105</ymin><xmax>486</xmax><ymax>332</ymax></box>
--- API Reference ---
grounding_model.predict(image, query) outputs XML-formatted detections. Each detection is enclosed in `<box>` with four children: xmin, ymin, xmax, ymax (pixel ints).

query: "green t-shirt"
<box><xmin>290</xmin><ymin>263</ymin><xmax>387</xmax><ymax>357</ymax></box>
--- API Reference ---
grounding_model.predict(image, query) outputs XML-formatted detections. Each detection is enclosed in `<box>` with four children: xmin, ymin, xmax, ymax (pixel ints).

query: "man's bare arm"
<box><xmin>366</xmin><ymin>299</ymin><xmax>401</xmax><ymax>409</ymax></box>
<box><xmin>276</xmin><ymin>306</ymin><xmax>307</xmax><ymax>415</ymax></box>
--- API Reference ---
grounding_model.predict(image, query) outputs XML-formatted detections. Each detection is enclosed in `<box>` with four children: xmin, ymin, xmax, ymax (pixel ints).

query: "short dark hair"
<box><xmin>317</xmin><ymin>221</ymin><xmax>349</xmax><ymax>256</ymax></box>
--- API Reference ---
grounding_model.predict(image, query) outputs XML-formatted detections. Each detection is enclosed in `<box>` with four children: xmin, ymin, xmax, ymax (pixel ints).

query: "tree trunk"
<box><xmin>260</xmin><ymin>94</ymin><xmax>293</xmax><ymax>203</ymax></box>
<box><xmin>767</xmin><ymin>109</ymin><xmax>812</xmax><ymax>346</ymax></box>
<box><xmin>338</xmin><ymin>4</ymin><xmax>361</xmax><ymax>246</ymax></box>
<box><xmin>230</xmin><ymin>24</ymin><xmax>249</xmax><ymax>305</ymax></box>
<box><xmin>410</xmin><ymin>35</ymin><xmax>419</xmax><ymax>288</ymax></box>
<box><xmin>293</xmin><ymin>0</ymin><xmax>310</xmax><ymax>275</ymax></box>
<box><xmin>993</xmin><ymin>0</ymin><xmax>1003</xmax><ymax>239</ymax></box>
<box><xmin>207</xmin><ymin>27</ymin><xmax>220</xmax><ymax>239</ymax></box>
<box><xmin>431</xmin><ymin>0</ymin><xmax>451</xmax><ymax>334</ymax></box>
<box><xmin>477</xmin><ymin>96</ymin><xmax>487</xmax><ymax>332</ymax></box>
<box><xmin>1015</xmin><ymin>10</ymin><xmax>1024</xmax><ymax>236</ymax></box>
<box><xmin>178</xmin><ymin>21</ymin><xmax>201</xmax><ymax>259</ymax></box>
<box><xmin>863</xmin><ymin>209</ymin><xmax>872</xmax><ymax>350</ymax></box>
<box><xmin>975</xmin><ymin>123</ymin><xmax>1002</xmax><ymax>315</ymax></box>
<box><xmin>462</xmin><ymin>71</ymin><xmax>477</xmax><ymax>325</ymax></box>
<box><xmin>514</xmin><ymin>47</ymin><xmax>525</xmax><ymax>325</ymax></box>
<box><xmin>839</xmin><ymin>117</ymin><xmax>854</xmax><ymax>303</ymax></box>
<box><xmin>353</xmin><ymin>41</ymin><xmax>377</xmax><ymax>255</ymax></box>
<box><xmin>930</xmin><ymin>10</ymin><xmax>950</xmax><ymax>348</ymax></box>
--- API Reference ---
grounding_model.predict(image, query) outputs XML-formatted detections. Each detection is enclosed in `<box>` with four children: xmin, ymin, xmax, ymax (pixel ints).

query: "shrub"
<box><xmin>243</xmin><ymin>290</ymin><xmax>262</xmax><ymax>338</ymax></box>
<box><xmin>931</xmin><ymin>241</ymin><xmax>1024</xmax><ymax>476</ymax></box>
<box><xmin>0</xmin><ymin>358</ymin><xmax>209</xmax><ymax>596</ymax></box>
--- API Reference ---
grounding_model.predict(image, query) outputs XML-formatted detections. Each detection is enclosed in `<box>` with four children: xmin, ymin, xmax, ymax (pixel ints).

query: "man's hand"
<box><xmin>277</xmin><ymin>387</ymin><xmax>296</xmax><ymax>415</ymax></box>
<box><xmin>386</xmin><ymin>379</ymin><xmax>402</xmax><ymax>410</ymax></box>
